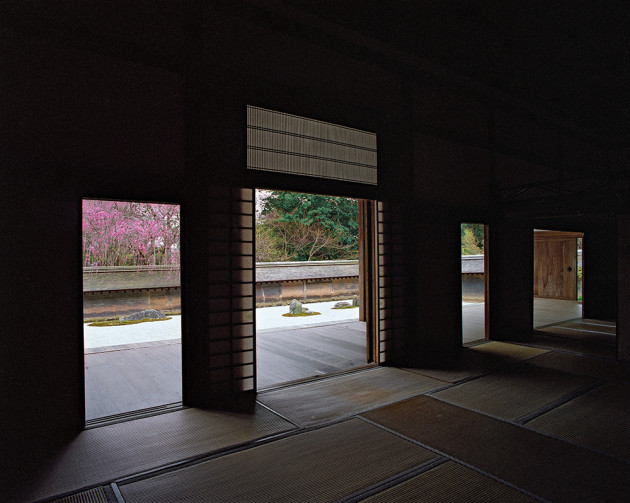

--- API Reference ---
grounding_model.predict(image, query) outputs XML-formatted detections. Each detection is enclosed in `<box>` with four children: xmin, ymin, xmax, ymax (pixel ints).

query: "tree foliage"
<box><xmin>82</xmin><ymin>200</ymin><xmax>180</xmax><ymax>267</ymax></box>
<box><xmin>461</xmin><ymin>223</ymin><xmax>484</xmax><ymax>255</ymax></box>
<box><xmin>256</xmin><ymin>191</ymin><xmax>358</xmax><ymax>262</ymax></box>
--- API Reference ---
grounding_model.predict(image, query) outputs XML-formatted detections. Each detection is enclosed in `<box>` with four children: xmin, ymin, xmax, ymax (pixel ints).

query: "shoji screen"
<box><xmin>247</xmin><ymin>106</ymin><xmax>377</xmax><ymax>185</ymax></box>
<box><xmin>377</xmin><ymin>201</ymin><xmax>406</xmax><ymax>363</ymax></box>
<box><xmin>207</xmin><ymin>187</ymin><xmax>255</xmax><ymax>395</ymax></box>
<box><xmin>230</xmin><ymin>188</ymin><xmax>256</xmax><ymax>391</ymax></box>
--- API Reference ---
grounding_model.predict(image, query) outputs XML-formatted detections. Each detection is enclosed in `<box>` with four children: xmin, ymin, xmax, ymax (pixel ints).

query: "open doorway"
<box><xmin>461</xmin><ymin>223</ymin><xmax>487</xmax><ymax>344</ymax></box>
<box><xmin>532</xmin><ymin>229</ymin><xmax>583</xmax><ymax>329</ymax></box>
<box><xmin>254</xmin><ymin>189</ymin><xmax>375</xmax><ymax>388</ymax></box>
<box><xmin>532</xmin><ymin>229</ymin><xmax>615</xmax><ymax>350</ymax></box>
<box><xmin>82</xmin><ymin>199</ymin><xmax>182</xmax><ymax>425</ymax></box>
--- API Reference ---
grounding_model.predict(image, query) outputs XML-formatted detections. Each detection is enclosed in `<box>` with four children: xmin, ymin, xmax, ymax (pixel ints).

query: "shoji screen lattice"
<box><xmin>377</xmin><ymin>201</ymin><xmax>406</xmax><ymax>363</ymax></box>
<box><xmin>247</xmin><ymin>106</ymin><xmax>377</xmax><ymax>185</ymax></box>
<box><xmin>207</xmin><ymin>187</ymin><xmax>255</xmax><ymax>394</ymax></box>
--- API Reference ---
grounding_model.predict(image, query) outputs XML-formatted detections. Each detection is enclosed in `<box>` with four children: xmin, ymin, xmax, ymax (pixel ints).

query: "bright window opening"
<box><xmin>82</xmin><ymin>199</ymin><xmax>182</xmax><ymax>424</ymax></box>
<box><xmin>461</xmin><ymin>223</ymin><xmax>486</xmax><ymax>344</ymax></box>
<box><xmin>255</xmin><ymin>189</ymin><xmax>373</xmax><ymax>388</ymax></box>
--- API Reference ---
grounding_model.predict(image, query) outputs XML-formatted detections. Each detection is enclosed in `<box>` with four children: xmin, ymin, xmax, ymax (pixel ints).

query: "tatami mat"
<box><xmin>403</xmin><ymin>351</ymin><xmax>494</xmax><ymax>383</ymax></box>
<box><xmin>538</xmin><ymin>317</ymin><xmax>614</xmax><ymax>328</ymax></box>
<box><xmin>526</xmin><ymin>381</ymin><xmax>630</xmax><ymax>461</ymax></box>
<box><xmin>430</xmin><ymin>363</ymin><xmax>597</xmax><ymax>421</ymax></box>
<box><xmin>468</xmin><ymin>341</ymin><xmax>549</xmax><ymax>361</ymax></box>
<box><xmin>524</xmin><ymin>332</ymin><xmax>618</xmax><ymax>359</ymax></box>
<box><xmin>20</xmin><ymin>406</ymin><xmax>294</xmax><ymax>502</ymax></box>
<box><xmin>362</xmin><ymin>395</ymin><xmax>630</xmax><ymax>503</ymax></box>
<box><xmin>537</xmin><ymin>326</ymin><xmax>616</xmax><ymax>345</ymax></box>
<box><xmin>558</xmin><ymin>320</ymin><xmax>616</xmax><ymax>334</ymax></box>
<box><xmin>361</xmin><ymin>460</ymin><xmax>537</xmax><ymax>503</ymax></box>
<box><xmin>538</xmin><ymin>318</ymin><xmax>616</xmax><ymax>335</ymax></box>
<box><xmin>404</xmin><ymin>343</ymin><xmax>547</xmax><ymax>383</ymax></box>
<box><xmin>257</xmin><ymin>367</ymin><xmax>445</xmax><ymax>427</ymax></box>
<box><xmin>526</xmin><ymin>351</ymin><xmax>630</xmax><ymax>383</ymax></box>
<box><xmin>52</xmin><ymin>486</ymin><xmax>111</xmax><ymax>503</ymax></box>
<box><xmin>582</xmin><ymin>318</ymin><xmax>616</xmax><ymax>327</ymax></box>
<box><xmin>119</xmin><ymin>418</ymin><xmax>439</xmax><ymax>503</ymax></box>
<box><xmin>535</xmin><ymin>318</ymin><xmax>616</xmax><ymax>348</ymax></box>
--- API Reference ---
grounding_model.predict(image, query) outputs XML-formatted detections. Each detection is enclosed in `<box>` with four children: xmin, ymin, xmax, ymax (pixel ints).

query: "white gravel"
<box><xmin>83</xmin><ymin>301</ymin><xmax>359</xmax><ymax>348</ymax></box>
<box><xmin>83</xmin><ymin>316</ymin><xmax>181</xmax><ymax>348</ymax></box>
<box><xmin>256</xmin><ymin>300</ymin><xmax>359</xmax><ymax>330</ymax></box>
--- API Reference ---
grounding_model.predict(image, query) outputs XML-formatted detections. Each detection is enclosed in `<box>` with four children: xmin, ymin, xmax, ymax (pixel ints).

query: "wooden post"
<box><xmin>358</xmin><ymin>199</ymin><xmax>378</xmax><ymax>363</ymax></box>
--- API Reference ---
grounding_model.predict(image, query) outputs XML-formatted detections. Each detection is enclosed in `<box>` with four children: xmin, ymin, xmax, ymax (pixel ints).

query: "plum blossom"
<box><xmin>82</xmin><ymin>200</ymin><xmax>180</xmax><ymax>268</ymax></box>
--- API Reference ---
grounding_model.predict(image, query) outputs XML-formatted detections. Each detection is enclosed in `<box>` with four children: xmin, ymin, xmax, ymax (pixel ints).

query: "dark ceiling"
<box><xmin>290</xmin><ymin>1</ymin><xmax>630</xmax><ymax>142</ymax></box>
<box><xmin>3</xmin><ymin>1</ymin><xmax>629</xmax><ymax>142</ymax></box>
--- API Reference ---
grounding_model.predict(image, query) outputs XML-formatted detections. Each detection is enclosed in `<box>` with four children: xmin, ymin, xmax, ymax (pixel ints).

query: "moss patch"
<box><xmin>84</xmin><ymin>313</ymin><xmax>180</xmax><ymax>324</ymax></box>
<box><xmin>282</xmin><ymin>312</ymin><xmax>321</xmax><ymax>317</ymax></box>
<box><xmin>331</xmin><ymin>305</ymin><xmax>359</xmax><ymax>310</ymax></box>
<box><xmin>88</xmin><ymin>317</ymin><xmax>172</xmax><ymax>327</ymax></box>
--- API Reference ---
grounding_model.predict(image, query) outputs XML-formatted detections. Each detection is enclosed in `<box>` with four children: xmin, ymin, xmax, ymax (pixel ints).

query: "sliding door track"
<box><xmin>85</xmin><ymin>402</ymin><xmax>185</xmax><ymax>429</ymax></box>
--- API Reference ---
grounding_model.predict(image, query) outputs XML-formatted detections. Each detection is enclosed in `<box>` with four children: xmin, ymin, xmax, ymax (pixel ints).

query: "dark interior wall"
<box><xmin>406</xmin><ymin>216</ymin><xmax>463</xmax><ymax>358</ymax></box>
<box><xmin>201</xmin><ymin>6</ymin><xmax>406</xmax><ymax>121</ymax></box>
<box><xmin>3</xmin><ymin>35</ymin><xmax>185</xmax><ymax>188</ymax></box>
<box><xmin>494</xmin><ymin>110</ymin><xmax>560</xmax><ymax>163</ymax></box>
<box><xmin>1</xmin><ymin>195</ymin><xmax>83</xmax><ymax>456</ymax></box>
<box><xmin>610</xmin><ymin>147</ymin><xmax>630</xmax><ymax>360</ymax></box>
<box><xmin>413</xmin><ymin>134</ymin><xmax>491</xmax><ymax>209</ymax></box>
<box><xmin>1</xmin><ymin>33</ymin><xmax>185</xmax><ymax>452</ymax></box>
<box><xmin>409</xmin><ymin>82</ymin><xmax>492</xmax><ymax>355</ymax></box>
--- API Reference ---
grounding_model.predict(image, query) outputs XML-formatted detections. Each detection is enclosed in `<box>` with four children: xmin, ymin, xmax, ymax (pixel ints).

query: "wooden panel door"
<box><xmin>534</xmin><ymin>238</ymin><xmax>577</xmax><ymax>300</ymax></box>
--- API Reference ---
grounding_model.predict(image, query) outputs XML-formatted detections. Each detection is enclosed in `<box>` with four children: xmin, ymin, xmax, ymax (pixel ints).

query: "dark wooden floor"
<box><xmin>257</xmin><ymin>321</ymin><xmax>368</xmax><ymax>389</ymax></box>
<box><xmin>85</xmin><ymin>341</ymin><xmax>182</xmax><ymax>420</ymax></box>
<box><xmin>462</xmin><ymin>303</ymin><xmax>486</xmax><ymax>343</ymax></box>
<box><xmin>85</xmin><ymin>321</ymin><xmax>368</xmax><ymax>420</ymax></box>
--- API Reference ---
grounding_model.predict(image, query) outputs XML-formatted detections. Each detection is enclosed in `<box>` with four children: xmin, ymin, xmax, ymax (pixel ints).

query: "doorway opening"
<box><xmin>254</xmin><ymin>189</ymin><xmax>376</xmax><ymax>389</ymax></box>
<box><xmin>461</xmin><ymin>223</ymin><xmax>487</xmax><ymax>344</ymax></box>
<box><xmin>532</xmin><ymin>229</ymin><xmax>583</xmax><ymax>330</ymax></box>
<box><xmin>82</xmin><ymin>199</ymin><xmax>182</xmax><ymax>425</ymax></box>
<box><xmin>531</xmin><ymin>229</ymin><xmax>615</xmax><ymax>350</ymax></box>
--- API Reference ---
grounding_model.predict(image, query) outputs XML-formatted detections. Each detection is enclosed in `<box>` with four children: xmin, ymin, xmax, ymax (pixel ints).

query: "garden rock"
<box><xmin>289</xmin><ymin>299</ymin><xmax>302</xmax><ymax>314</ymax></box>
<box><xmin>120</xmin><ymin>309</ymin><xmax>167</xmax><ymax>322</ymax></box>
<box><xmin>334</xmin><ymin>301</ymin><xmax>350</xmax><ymax>308</ymax></box>
<box><xmin>352</xmin><ymin>296</ymin><xmax>359</xmax><ymax>307</ymax></box>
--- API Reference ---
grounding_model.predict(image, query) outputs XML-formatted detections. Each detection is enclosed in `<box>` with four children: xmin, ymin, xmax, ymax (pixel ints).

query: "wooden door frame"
<box><xmin>484</xmin><ymin>224</ymin><xmax>490</xmax><ymax>340</ymax></box>
<box><xmin>358</xmin><ymin>199</ymin><xmax>378</xmax><ymax>364</ymax></box>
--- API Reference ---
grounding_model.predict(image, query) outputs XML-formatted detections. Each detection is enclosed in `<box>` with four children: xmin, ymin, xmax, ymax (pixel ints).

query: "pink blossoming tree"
<box><xmin>82</xmin><ymin>200</ymin><xmax>180</xmax><ymax>268</ymax></box>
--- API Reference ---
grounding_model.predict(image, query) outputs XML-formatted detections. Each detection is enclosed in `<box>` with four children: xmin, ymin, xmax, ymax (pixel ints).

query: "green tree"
<box><xmin>255</xmin><ymin>221</ymin><xmax>287</xmax><ymax>262</ymax></box>
<box><xmin>258</xmin><ymin>191</ymin><xmax>359</xmax><ymax>261</ymax></box>
<box><xmin>461</xmin><ymin>223</ymin><xmax>484</xmax><ymax>255</ymax></box>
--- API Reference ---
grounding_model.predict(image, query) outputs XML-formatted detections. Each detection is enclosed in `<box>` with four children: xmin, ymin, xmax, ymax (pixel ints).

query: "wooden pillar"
<box><xmin>583</xmin><ymin>216</ymin><xmax>618</xmax><ymax>321</ymax></box>
<box><xmin>488</xmin><ymin>222</ymin><xmax>533</xmax><ymax>340</ymax></box>
<box><xmin>359</xmin><ymin>199</ymin><xmax>378</xmax><ymax>363</ymax></box>
<box><xmin>358</xmin><ymin>200</ymin><xmax>368</xmax><ymax>322</ymax></box>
